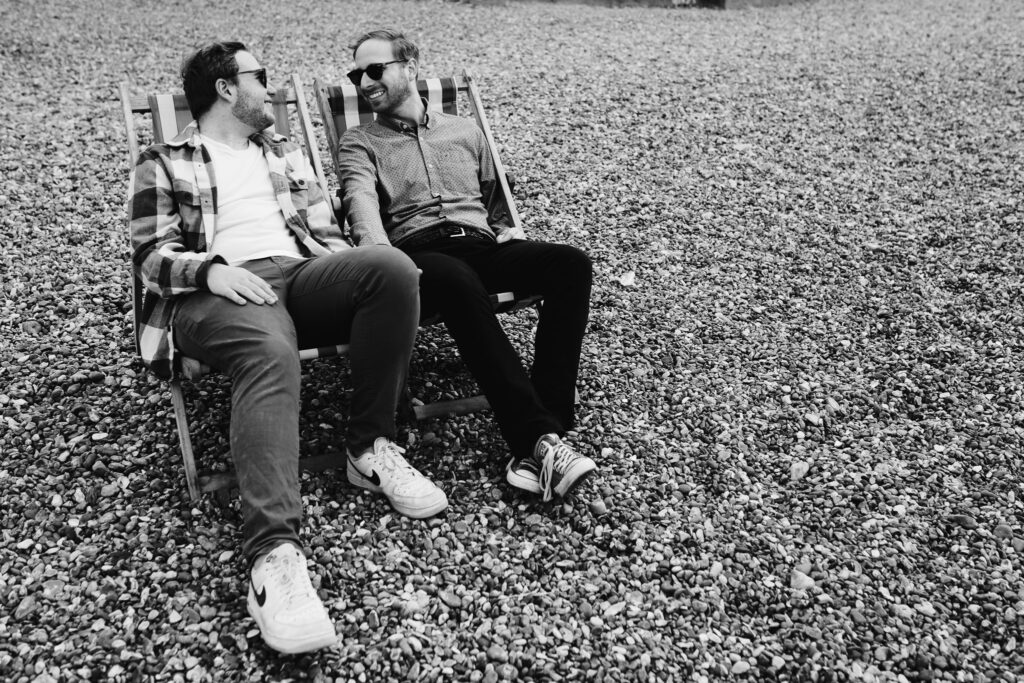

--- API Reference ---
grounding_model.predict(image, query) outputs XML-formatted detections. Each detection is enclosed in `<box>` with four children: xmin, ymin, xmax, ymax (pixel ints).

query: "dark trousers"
<box><xmin>404</xmin><ymin>237</ymin><xmax>592</xmax><ymax>459</ymax></box>
<box><xmin>173</xmin><ymin>248</ymin><xmax>420</xmax><ymax>561</ymax></box>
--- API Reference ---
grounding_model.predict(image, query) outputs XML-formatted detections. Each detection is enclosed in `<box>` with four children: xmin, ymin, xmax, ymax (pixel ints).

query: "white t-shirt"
<box><xmin>202</xmin><ymin>135</ymin><xmax>303</xmax><ymax>265</ymax></box>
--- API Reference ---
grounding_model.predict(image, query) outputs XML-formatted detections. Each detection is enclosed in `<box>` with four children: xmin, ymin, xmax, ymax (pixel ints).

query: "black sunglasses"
<box><xmin>235</xmin><ymin>68</ymin><xmax>268</xmax><ymax>88</ymax></box>
<box><xmin>346</xmin><ymin>60</ymin><xmax>406</xmax><ymax>87</ymax></box>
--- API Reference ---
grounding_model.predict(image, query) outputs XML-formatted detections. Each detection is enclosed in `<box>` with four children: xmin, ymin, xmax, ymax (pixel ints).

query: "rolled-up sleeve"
<box><xmin>475</xmin><ymin>128</ymin><xmax>512</xmax><ymax>231</ymax></box>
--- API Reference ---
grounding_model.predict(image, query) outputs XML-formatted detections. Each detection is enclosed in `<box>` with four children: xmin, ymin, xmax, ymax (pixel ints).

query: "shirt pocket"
<box><xmin>286</xmin><ymin>174</ymin><xmax>310</xmax><ymax>213</ymax></box>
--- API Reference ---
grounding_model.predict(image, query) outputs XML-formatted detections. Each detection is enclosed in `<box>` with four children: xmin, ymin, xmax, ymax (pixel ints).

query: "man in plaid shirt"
<box><xmin>128</xmin><ymin>41</ymin><xmax>446</xmax><ymax>654</ymax></box>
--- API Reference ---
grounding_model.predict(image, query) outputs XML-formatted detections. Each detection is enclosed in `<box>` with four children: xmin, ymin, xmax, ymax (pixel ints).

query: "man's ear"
<box><xmin>215</xmin><ymin>77</ymin><xmax>235</xmax><ymax>101</ymax></box>
<box><xmin>405</xmin><ymin>58</ymin><xmax>419</xmax><ymax>81</ymax></box>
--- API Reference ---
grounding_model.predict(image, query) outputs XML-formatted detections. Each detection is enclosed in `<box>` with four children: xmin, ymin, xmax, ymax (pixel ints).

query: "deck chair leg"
<box><xmin>398</xmin><ymin>379</ymin><xmax>417</xmax><ymax>425</ymax></box>
<box><xmin>169</xmin><ymin>378</ymin><xmax>200</xmax><ymax>501</ymax></box>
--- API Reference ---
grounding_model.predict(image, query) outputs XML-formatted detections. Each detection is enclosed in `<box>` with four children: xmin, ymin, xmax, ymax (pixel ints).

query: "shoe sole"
<box><xmin>246</xmin><ymin>594</ymin><xmax>337</xmax><ymax>655</ymax></box>
<box><xmin>506</xmin><ymin>466</ymin><xmax>542</xmax><ymax>495</ymax></box>
<box><xmin>552</xmin><ymin>458</ymin><xmax>598</xmax><ymax>499</ymax></box>
<box><xmin>347</xmin><ymin>461</ymin><xmax>448</xmax><ymax>519</ymax></box>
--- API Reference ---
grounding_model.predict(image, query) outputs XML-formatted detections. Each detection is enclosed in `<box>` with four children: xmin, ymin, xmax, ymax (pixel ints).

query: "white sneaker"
<box><xmin>347</xmin><ymin>437</ymin><xmax>448</xmax><ymax>518</ymax></box>
<box><xmin>247</xmin><ymin>542</ymin><xmax>337</xmax><ymax>654</ymax></box>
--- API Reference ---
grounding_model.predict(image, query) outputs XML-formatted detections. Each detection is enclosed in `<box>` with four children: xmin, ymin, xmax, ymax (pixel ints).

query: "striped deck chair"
<box><xmin>119</xmin><ymin>75</ymin><xmax>347</xmax><ymax>501</ymax></box>
<box><xmin>313</xmin><ymin>70</ymin><xmax>543</xmax><ymax>421</ymax></box>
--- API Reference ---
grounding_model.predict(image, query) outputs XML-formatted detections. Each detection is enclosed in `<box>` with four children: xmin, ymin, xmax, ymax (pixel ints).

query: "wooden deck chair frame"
<box><xmin>120</xmin><ymin>75</ymin><xmax>348</xmax><ymax>501</ymax></box>
<box><xmin>313</xmin><ymin>69</ymin><xmax>543</xmax><ymax>421</ymax></box>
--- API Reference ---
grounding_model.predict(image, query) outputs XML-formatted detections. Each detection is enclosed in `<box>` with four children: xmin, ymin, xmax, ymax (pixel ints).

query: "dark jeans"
<box><xmin>173</xmin><ymin>248</ymin><xmax>419</xmax><ymax>561</ymax></box>
<box><xmin>404</xmin><ymin>237</ymin><xmax>592</xmax><ymax>459</ymax></box>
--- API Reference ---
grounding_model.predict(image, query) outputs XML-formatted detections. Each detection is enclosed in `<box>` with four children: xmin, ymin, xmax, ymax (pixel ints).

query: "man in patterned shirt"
<box><xmin>128</xmin><ymin>41</ymin><xmax>448</xmax><ymax>654</ymax></box>
<box><xmin>337</xmin><ymin>29</ymin><xmax>598</xmax><ymax>504</ymax></box>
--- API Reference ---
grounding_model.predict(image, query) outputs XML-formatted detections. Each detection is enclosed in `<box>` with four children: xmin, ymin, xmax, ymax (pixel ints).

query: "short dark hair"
<box><xmin>349</xmin><ymin>28</ymin><xmax>419</xmax><ymax>63</ymax></box>
<box><xmin>180</xmin><ymin>41</ymin><xmax>248</xmax><ymax>120</ymax></box>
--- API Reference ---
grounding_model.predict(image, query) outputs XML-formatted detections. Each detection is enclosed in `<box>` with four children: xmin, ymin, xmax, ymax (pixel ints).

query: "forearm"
<box><xmin>475</xmin><ymin>130</ymin><xmax>513</xmax><ymax>230</ymax></box>
<box><xmin>344</xmin><ymin>191</ymin><xmax>391</xmax><ymax>246</ymax></box>
<box><xmin>337</xmin><ymin>132</ymin><xmax>391</xmax><ymax>247</ymax></box>
<box><xmin>133</xmin><ymin>238</ymin><xmax>222</xmax><ymax>297</ymax></box>
<box><xmin>481</xmin><ymin>177</ymin><xmax>513</xmax><ymax>231</ymax></box>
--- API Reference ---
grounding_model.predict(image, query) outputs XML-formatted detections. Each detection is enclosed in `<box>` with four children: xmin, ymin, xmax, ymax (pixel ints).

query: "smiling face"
<box><xmin>230</xmin><ymin>50</ymin><xmax>275</xmax><ymax>132</ymax></box>
<box><xmin>352</xmin><ymin>38</ymin><xmax>415</xmax><ymax>116</ymax></box>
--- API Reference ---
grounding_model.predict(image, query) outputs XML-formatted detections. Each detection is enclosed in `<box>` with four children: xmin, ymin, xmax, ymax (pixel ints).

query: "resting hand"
<box><xmin>207</xmin><ymin>264</ymin><xmax>278</xmax><ymax>305</ymax></box>
<box><xmin>495</xmin><ymin>225</ymin><xmax>526</xmax><ymax>243</ymax></box>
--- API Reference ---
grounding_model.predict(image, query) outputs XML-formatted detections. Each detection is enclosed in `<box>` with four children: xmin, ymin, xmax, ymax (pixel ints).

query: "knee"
<box><xmin>232</xmin><ymin>332</ymin><xmax>300</xmax><ymax>383</ymax></box>
<box><xmin>567</xmin><ymin>246</ymin><xmax>593</xmax><ymax>281</ymax></box>
<box><xmin>555</xmin><ymin>245</ymin><xmax>593</xmax><ymax>287</ymax></box>
<box><xmin>370</xmin><ymin>246</ymin><xmax>419</xmax><ymax>281</ymax></box>
<box><xmin>361</xmin><ymin>246</ymin><xmax>420</xmax><ymax>293</ymax></box>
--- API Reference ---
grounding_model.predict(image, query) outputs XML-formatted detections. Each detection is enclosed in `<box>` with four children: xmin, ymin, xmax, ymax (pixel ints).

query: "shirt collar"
<box><xmin>169</xmin><ymin>121</ymin><xmax>280</xmax><ymax>149</ymax></box>
<box><xmin>378</xmin><ymin>97</ymin><xmax>435</xmax><ymax>133</ymax></box>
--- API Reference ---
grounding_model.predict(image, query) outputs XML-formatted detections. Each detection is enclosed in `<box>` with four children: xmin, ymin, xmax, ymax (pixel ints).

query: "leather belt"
<box><xmin>396</xmin><ymin>225</ymin><xmax>494</xmax><ymax>251</ymax></box>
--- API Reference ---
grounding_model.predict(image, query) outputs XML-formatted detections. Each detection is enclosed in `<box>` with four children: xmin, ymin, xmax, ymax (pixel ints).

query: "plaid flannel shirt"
<box><xmin>127</xmin><ymin>122</ymin><xmax>349</xmax><ymax>379</ymax></box>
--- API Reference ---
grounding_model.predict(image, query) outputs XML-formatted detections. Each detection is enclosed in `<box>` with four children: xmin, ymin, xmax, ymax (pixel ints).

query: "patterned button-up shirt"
<box><xmin>127</xmin><ymin>122</ymin><xmax>349</xmax><ymax>378</ymax></box>
<box><xmin>337</xmin><ymin>106</ymin><xmax>512</xmax><ymax>247</ymax></box>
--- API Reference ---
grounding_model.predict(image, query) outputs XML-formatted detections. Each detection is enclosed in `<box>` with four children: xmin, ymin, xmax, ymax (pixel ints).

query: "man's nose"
<box><xmin>266</xmin><ymin>83</ymin><xmax>277</xmax><ymax>97</ymax></box>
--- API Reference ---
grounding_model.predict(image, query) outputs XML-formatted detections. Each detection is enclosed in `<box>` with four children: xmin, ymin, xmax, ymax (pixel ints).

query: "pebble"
<box><xmin>486</xmin><ymin>644</ymin><xmax>509</xmax><ymax>663</ymax></box>
<box><xmin>993</xmin><ymin>524</ymin><xmax>1014</xmax><ymax>540</ymax></box>
<box><xmin>731</xmin><ymin>661</ymin><xmax>751</xmax><ymax>674</ymax></box>
<box><xmin>15</xmin><ymin>596</ymin><xmax>37</xmax><ymax>619</ymax></box>
<box><xmin>790</xmin><ymin>461</ymin><xmax>810</xmax><ymax>481</ymax></box>
<box><xmin>790</xmin><ymin>570</ymin><xmax>815</xmax><ymax>591</ymax></box>
<box><xmin>948</xmin><ymin>514</ymin><xmax>978</xmax><ymax>529</ymax></box>
<box><xmin>893</xmin><ymin>604</ymin><xmax>914</xmax><ymax>620</ymax></box>
<box><xmin>439</xmin><ymin>589</ymin><xmax>462</xmax><ymax>608</ymax></box>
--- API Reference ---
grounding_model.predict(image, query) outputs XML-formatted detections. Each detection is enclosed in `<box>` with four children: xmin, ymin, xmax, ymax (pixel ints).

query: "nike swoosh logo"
<box><xmin>349</xmin><ymin>456</ymin><xmax>381</xmax><ymax>487</ymax></box>
<box><xmin>251</xmin><ymin>576</ymin><xmax>267</xmax><ymax>607</ymax></box>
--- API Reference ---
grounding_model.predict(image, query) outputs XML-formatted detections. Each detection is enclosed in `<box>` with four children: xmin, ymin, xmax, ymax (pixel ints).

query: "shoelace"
<box><xmin>374</xmin><ymin>440</ymin><xmax>422</xmax><ymax>489</ymax></box>
<box><xmin>265</xmin><ymin>549</ymin><xmax>317</xmax><ymax>607</ymax></box>
<box><xmin>537</xmin><ymin>438</ymin><xmax>575</xmax><ymax>502</ymax></box>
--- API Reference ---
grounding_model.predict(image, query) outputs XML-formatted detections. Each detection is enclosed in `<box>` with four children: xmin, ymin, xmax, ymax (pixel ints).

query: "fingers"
<box><xmin>236</xmin><ymin>281</ymin><xmax>277</xmax><ymax>305</ymax></box>
<box><xmin>495</xmin><ymin>227</ymin><xmax>526</xmax><ymax>244</ymax></box>
<box><xmin>243</xmin><ymin>276</ymin><xmax>278</xmax><ymax>304</ymax></box>
<box><xmin>208</xmin><ymin>265</ymin><xmax>278</xmax><ymax>306</ymax></box>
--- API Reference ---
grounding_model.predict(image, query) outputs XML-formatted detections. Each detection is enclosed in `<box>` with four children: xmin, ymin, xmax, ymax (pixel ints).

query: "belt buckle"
<box><xmin>447</xmin><ymin>226</ymin><xmax>467</xmax><ymax>238</ymax></box>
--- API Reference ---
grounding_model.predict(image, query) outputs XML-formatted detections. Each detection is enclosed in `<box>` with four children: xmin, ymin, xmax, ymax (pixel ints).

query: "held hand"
<box><xmin>495</xmin><ymin>225</ymin><xmax>526</xmax><ymax>243</ymax></box>
<box><xmin>207</xmin><ymin>264</ymin><xmax>278</xmax><ymax>306</ymax></box>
